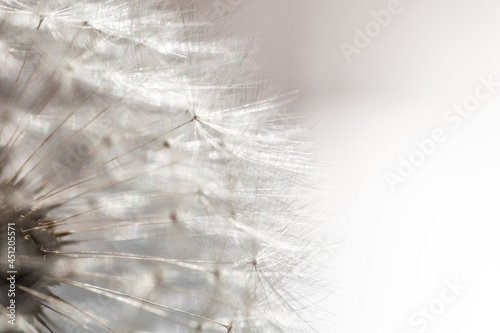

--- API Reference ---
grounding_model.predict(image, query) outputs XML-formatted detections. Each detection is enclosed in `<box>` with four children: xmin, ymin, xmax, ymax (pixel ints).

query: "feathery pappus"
<box><xmin>0</xmin><ymin>1</ymin><xmax>322</xmax><ymax>332</ymax></box>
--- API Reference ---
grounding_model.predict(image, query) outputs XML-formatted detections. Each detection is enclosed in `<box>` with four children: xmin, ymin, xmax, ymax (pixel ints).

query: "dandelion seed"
<box><xmin>0</xmin><ymin>1</ymin><xmax>322</xmax><ymax>332</ymax></box>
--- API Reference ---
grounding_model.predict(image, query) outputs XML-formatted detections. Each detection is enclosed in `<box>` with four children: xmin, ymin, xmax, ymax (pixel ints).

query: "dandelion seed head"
<box><xmin>0</xmin><ymin>1</ymin><xmax>323</xmax><ymax>332</ymax></box>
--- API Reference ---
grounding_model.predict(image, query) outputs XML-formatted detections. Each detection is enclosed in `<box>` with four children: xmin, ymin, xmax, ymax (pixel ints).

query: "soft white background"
<box><xmin>209</xmin><ymin>0</ymin><xmax>500</xmax><ymax>332</ymax></box>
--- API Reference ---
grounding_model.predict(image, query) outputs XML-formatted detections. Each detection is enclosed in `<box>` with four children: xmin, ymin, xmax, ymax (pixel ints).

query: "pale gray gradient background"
<box><xmin>201</xmin><ymin>1</ymin><xmax>500</xmax><ymax>332</ymax></box>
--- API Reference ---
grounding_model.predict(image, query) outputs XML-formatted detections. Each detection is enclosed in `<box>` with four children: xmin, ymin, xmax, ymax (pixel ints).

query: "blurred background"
<box><xmin>199</xmin><ymin>1</ymin><xmax>500</xmax><ymax>332</ymax></box>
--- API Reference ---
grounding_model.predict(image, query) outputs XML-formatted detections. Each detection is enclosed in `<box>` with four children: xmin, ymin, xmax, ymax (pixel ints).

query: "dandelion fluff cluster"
<box><xmin>0</xmin><ymin>1</ymin><xmax>320</xmax><ymax>332</ymax></box>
